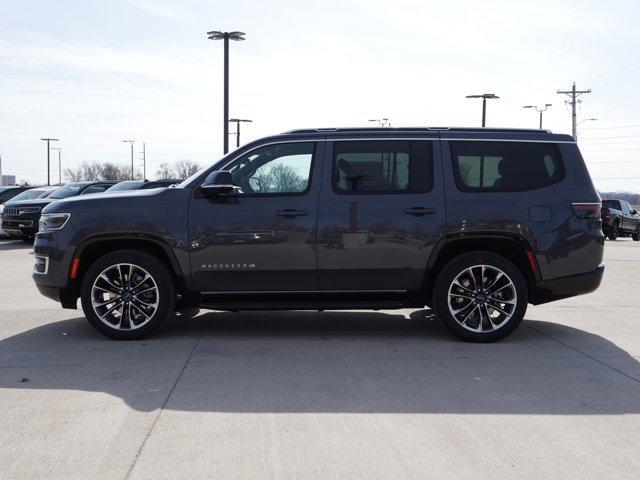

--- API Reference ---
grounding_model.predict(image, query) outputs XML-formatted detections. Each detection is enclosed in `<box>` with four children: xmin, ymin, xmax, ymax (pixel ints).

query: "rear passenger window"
<box><xmin>450</xmin><ymin>141</ymin><xmax>564</xmax><ymax>192</ymax></box>
<box><xmin>333</xmin><ymin>140</ymin><xmax>433</xmax><ymax>194</ymax></box>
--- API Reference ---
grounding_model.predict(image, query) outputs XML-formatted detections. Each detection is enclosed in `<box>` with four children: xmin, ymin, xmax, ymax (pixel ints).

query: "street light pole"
<box><xmin>207</xmin><ymin>30</ymin><xmax>246</xmax><ymax>155</ymax></box>
<box><xmin>465</xmin><ymin>94</ymin><xmax>499</xmax><ymax>127</ymax></box>
<box><xmin>228</xmin><ymin>119</ymin><xmax>252</xmax><ymax>148</ymax></box>
<box><xmin>523</xmin><ymin>104</ymin><xmax>552</xmax><ymax>129</ymax></box>
<box><xmin>40</xmin><ymin>138</ymin><xmax>59</xmax><ymax>186</ymax></box>
<box><xmin>51</xmin><ymin>147</ymin><xmax>62</xmax><ymax>184</ymax></box>
<box><xmin>122</xmin><ymin>140</ymin><xmax>135</xmax><ymax>179</ymax></box>
<box><xmin>575</xmin><ymin>118</ymin><xmax>598</xmax><ymax>141</ymax></box>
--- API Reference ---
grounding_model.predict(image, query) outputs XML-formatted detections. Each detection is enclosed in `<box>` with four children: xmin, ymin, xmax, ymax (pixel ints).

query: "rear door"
<box><xmin>188</xmin><ymin>140</ymin><xmax>323</xmax><ymax>292</ymax></box>
<box><xmin>316</xmin><ymin>135</ymin><xmax>445</xmax><ymax>291</ymax></box>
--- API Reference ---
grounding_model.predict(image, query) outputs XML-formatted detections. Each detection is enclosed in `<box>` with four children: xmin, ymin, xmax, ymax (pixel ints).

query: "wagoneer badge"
<box><xmin>201</xmin><ymin>263</ymin><xmax>256</xmax><ymax>270</ymax></box>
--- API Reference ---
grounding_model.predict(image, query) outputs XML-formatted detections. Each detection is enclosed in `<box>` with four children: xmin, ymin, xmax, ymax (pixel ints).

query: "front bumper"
<box><xmin>1</xmin><ymin>216</ymin><xmax>39</xmax><ymax>237</ymax></box>
<box><xmin>35</xmin><ymin>284</ymin><xmax>78</xmax><ymax>308</ymax></box>
<box><xmin>532</xmin><ymin>262</ymin><xmax>605</xmax><ymax>304</ymax></box>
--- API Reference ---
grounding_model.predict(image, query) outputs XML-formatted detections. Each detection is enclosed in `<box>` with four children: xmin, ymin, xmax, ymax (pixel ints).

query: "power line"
<box><xmin>578</xmin><ymin>58</ymin><xmax>640</xmax><ymax>83</ymax></box>
<box><xmin>579</xmin><ymin>133</ymin><xmax>640</xmax><ymax>140</ymax></box>
<box><xmin>581</xmin><ymin>123</ymin><xmax>640</xmax><ymax>130</ymax></box>
<box><xmin>556</xmin><ymin>82</ymin><xmax>592</xmax><ymax>139</ymax></box>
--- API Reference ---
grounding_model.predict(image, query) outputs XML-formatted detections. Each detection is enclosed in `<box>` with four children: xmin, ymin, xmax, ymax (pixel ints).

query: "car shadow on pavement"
<box><xmin>1</xmin><ymin>309</ymin><xmax>639</xmax><ymax>415</ymax></box>
<box><xmin>0</xmin><ymin>239</ymin><xmax>31</xmax><ymax>251</ymax></box>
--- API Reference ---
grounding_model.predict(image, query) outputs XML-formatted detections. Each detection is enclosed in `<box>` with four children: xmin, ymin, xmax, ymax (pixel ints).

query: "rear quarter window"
<box><xmin>450</xmin><ymin>141</ymin><xmax>565</xmax><ymax>192</ymax></box>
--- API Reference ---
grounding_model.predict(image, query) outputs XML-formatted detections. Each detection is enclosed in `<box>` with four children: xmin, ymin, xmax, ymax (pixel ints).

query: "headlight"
<box><xmin>39</xmin><ymin>213</ymin><xmax>70</xmax><ymax>231</ymax></box>
<box><xmin>19</xmin><ymin>207</ymin><xmax>41</xmax><ymax>215</ymax></box>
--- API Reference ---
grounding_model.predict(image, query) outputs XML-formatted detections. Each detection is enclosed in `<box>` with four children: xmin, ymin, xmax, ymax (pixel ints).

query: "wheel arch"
<box><xmin>71</xmin><ymin>235</ymin><xmax>187</xmax><ymax>292</ymax></box>
<box><xmin>422</xmin><ymin>234</ymin><xmax>539</xmax><ymax>302</ymax></box>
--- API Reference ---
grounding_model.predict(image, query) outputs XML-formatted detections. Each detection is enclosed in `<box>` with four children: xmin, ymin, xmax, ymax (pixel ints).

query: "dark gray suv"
<box><xmin>32</xmin><ymin>127</ymin><xmax>605</xmax><ymax>341</ymax></box>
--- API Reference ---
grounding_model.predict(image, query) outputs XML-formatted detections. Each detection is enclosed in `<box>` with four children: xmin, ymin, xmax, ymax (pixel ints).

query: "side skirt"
<box><xmin>195</xmin><ymin>290</ymin><xmax>425</xmax><ymax>311</ymax></box>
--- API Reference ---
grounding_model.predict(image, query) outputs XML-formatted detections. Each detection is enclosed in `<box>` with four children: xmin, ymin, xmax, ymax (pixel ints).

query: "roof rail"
<box><xmin>283</xmin><ymin>127</ymin><xmax>552</xmax><ymax>134</ymax></box>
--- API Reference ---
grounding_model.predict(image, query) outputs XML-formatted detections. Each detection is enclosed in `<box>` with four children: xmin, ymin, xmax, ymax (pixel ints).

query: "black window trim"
<box><xmin>448</xmin><ymin>140</ymin><xmax>566</xmax><ymax>193</ymax></box>
<box><xmin>330</xmin><ymin>139</ymin><xmax>436</xmax><ymax>196</ymax></box>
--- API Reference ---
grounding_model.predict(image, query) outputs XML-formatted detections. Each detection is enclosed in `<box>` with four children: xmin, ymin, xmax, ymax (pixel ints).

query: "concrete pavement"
<box><xmin>0</xmin><ymin>238</ymin><xmax>639</xmax><ymax>479</ymax></box>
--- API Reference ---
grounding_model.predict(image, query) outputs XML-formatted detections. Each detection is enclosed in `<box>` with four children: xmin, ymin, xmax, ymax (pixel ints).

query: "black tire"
<box><xmin>80</xmin><ymin>250</ymin><xmax>176</xmax><ymax>340</ymax></box>
<box><xmin>608</xmin><ymin>221</ymin><xmax>619</xmax><ymax>240</ymax></box>
<box><xmin>21</xmin><ymin>235</ymin><xmax>34</xmax><ymax>243</ymax></box>
<box><xmin>633</xmin><ymin>230</ymin><xmax>640</xmax><ymax>241</ymax></box>
<box><xmin>432</xmin><ymin>251</ymin><xmax>528</xmax><ymax>343</ymax></box>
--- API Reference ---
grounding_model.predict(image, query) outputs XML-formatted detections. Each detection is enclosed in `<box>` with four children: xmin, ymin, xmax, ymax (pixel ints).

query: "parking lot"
<box><xmin>0</xmin><ymin>238</ymin><xmax>638</xmax><ymax>479</ymax></box>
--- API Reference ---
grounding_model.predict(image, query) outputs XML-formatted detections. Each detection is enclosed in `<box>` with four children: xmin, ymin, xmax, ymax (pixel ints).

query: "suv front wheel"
<box><xmin>80</xmin><ymin>250</ymin><xmax>176</xmax><ymax>340</ymax></box>
<box><xmin>433</xmin><ymin>251</ymin><xmax>528</xmax><ymax>342</ymax></box>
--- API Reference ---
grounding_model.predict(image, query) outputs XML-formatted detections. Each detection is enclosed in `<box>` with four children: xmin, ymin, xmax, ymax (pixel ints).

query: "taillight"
<box><xmin>603</xmin><ymin>209</ymin><xmax>610</xmax><ymax>219</ymax></box>
<box><xmin>571</xmin><ymin>203</ymin><xmax>601</xmax><ymax>220</ymax></box>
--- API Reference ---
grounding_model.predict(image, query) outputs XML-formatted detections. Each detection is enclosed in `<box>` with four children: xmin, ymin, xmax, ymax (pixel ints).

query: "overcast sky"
<box><xmin>1</xmin><ymin>0</ymin><xmax>640</xmax><ymax>191</ymax></box>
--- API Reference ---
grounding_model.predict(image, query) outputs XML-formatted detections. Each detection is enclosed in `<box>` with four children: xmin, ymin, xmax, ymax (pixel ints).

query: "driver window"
<box><xmin>227</xmin><ymin>142</ymin><xmax>315</xmax><ymax>195</ymax></box>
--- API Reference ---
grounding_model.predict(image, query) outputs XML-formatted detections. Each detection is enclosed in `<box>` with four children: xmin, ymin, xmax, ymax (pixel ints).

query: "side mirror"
<box><xmin>199</xmin><ymin>170</ymin><xmax>235</xmax><ymax>196</ymax></box>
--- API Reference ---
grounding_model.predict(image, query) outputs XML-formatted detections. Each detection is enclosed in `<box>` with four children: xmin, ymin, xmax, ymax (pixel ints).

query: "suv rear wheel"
<box><xmin>433</xmin><ymin>251</ymin><xmax>528</xmax><ymax>342</ymax></box>
<box><xmin>608</xmin><ymin>221</ymin><xmax>619</xmax><ymax>240</ymax></box>
<box><xmin>80</xmin><ymin>250</ymin><xmax>175</xmax><ymax>340</ymax></box>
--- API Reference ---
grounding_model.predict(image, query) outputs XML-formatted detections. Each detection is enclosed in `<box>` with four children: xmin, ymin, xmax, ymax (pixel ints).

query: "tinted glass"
<box><xmin>450</xmin><ymin>141</ymin><xmax>564</xmax><ymax>192</ymax></box>
<box><xmin>603</xmin><ymin>200</ymin><xmax>621</xmax><ymax>210</ymax></box>
<box><xmin>333</xmin><ymin>140</ymin><xmax>433</xmax><ymax>194</ymax></box>
<box><xmin>107</xmin><ymin>181</ymin><xmax>144</xmax><ymax>191</ymax></box>
<box><xmin>621</xmin><ymin>201</ymin><xmax>630</xmax><ymax>214</ymax></box>
<box><xmin>0</xmin><ymin>189</ymin><xmax>25</xmax><ymax>202</ymax></box>
<box><xmin>82</xmin><ymin>185</ymin><xmax>108</xmax><ymax>195</ymax></box>
<box><xmin>48</xmin><ymin>184</ymin><xmax>86</xmax><ymax>199</ymax></box>
<box><xmin>227</xmin><ymin>142</ymin><xmax>315</xmax><ymax>195</ymax></box>
<box><xmin>6</xmin><ymin>189</ymin><xmax>51</xmax><ymax>202</ymax></box>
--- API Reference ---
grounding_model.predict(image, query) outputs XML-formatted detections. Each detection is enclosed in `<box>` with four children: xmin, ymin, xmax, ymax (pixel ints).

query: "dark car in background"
<box><xmin>0</xmin><ymin>186</ymin><xmax>32</xmax><ymax>204</ymax></box>
<box><xmin>601</xmin><ymin>199</ymin><xmax>640</xmax><ymax>240</ymax></box>
<box><xmin>1</xmin><ymin>181</ymin><xmax>116</xmax><ymax>241</ymax></box>
<box><xmin>105</xmin><ymin>179</ymin><xmax>180</xmax><ymax>192</ymax></box>
<box><xmin>0</xmin><ymin>186</ymin><xmax>58</xmax><ymax>237</ymax></box>
<box><xmin>32</xmin><ymin>127</ymin><xmax>604</xmax><ymax>342</ymax></box>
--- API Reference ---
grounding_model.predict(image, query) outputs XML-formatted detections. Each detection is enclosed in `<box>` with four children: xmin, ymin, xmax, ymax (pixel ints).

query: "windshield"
<box><xmin>107</xmin><ymin>181</ymin><xmax>144</xmax><ymax>191</ymax></box>
<box><xmin>48</xmin><ymin>184</ymin><xmax>86</xmax><ymax>199</ymax></box>
<box><xmin>7</xmin><ymin>189</ymin><xmax>52</xmax><ymax>202</ymax></box>
<box><xmin>602</xmin><ymin>200</ymin><xmax>620</xmax><ymax>209</ymax></box>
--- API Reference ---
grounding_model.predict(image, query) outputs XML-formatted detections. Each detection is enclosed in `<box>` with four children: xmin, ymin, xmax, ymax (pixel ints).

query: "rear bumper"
<box><xmin>532</xmin><ymin>262</ymin><xmax>605</xmax><ymax>305</ymax></box>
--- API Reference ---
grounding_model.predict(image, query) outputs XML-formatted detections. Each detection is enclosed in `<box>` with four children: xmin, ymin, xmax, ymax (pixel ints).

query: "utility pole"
<box><xmin>557</xmin><ymin>82</ymin><xmax>591</xmax><ymax>139</ymax></box>
<box><xmin>40</xmin><ymin>138</ymin><xmax>59</xmax><ymax>186</ymax></box>
<box><xmin>122</xmin><ymin>140</ymin><xmax>135</xmax><ymax>179</ymax></box>
<box><xmin>228</xmin><ymin>119</ymin><xmax>252</xmax><ymax>148</ymax></box>
<box><xmin>140</xmin><ymin>142</ymin><xmax>146</xmax><ymax>180</ymax></box>
<box><xmin>51</xmin><ymin>147</ymin><xmax>62</xmax><ymax>184</ymax></box>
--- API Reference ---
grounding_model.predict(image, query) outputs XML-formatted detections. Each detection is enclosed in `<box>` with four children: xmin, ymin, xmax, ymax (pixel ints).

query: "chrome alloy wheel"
<box><xmin>447</xmin><ymin>264</ymin><xmax>517</xmax><ymax>333</ymax></box>
<box><xmin>91</xmin><ymin>263</ymin><xmax>159</xmax><ymax>331</ymax></box>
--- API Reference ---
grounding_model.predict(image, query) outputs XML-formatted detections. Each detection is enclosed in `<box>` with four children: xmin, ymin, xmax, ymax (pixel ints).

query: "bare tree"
<box><xmin>174</xmin><ymin>160</ymin><xmax>200</xmax><ymax>180</ymax></box>
<box><xmin>101</xmin><ymin>162</ymin><xmax>139</xmax><ymax>181</ymax></box>
<box><xmin>270</xmin><ymin>163</ymin><xmax>306</xmax><ymax>192</ymax></box>
<box><xmin>155</xmin><ymin>163</ymin><xmax>175</xmax><ymax>179</ymax></box>
<box><xmin>80</xmin><ymin>162</ymin><xmax>102</xmax><ymax>181</ymax></box>
<box><xmin>64</xmin><ymin>166</ymin><xmax>83</xmax><ymax>182</ymax></box>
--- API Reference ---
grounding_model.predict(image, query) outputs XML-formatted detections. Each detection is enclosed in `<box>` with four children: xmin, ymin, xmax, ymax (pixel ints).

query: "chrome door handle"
<box><xmin>277</xmin><ymin>209</ymin><xmax>308</xmax><ymax>218</ymax></box>
<box><xmin>404</xmin><ymin>207</ymin><xmax>437</xmax><ymax>216</ymax></box>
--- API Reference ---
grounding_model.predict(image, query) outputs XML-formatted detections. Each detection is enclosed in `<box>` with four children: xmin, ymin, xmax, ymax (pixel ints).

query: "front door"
<box><xmin>316</xmin><ymin>137</ymin><xmax>445</xmax><ymax>291</ymax></box>
<box><xmin>189</xmin><ymin>141</ymin><xmax>322</xmax><ymax>292</ymax></box>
